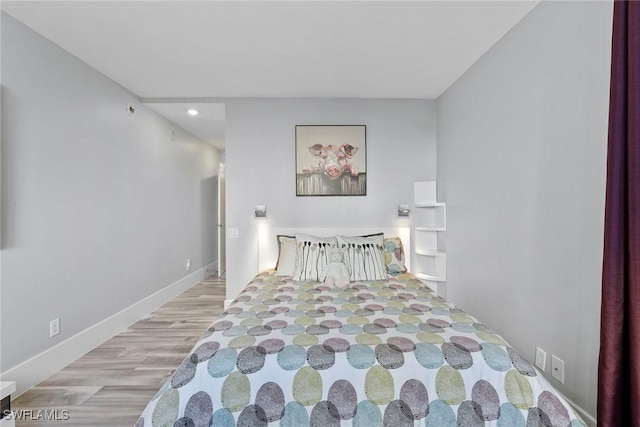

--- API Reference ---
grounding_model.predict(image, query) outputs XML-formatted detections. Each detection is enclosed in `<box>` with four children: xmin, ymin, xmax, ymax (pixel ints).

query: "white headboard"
<box><xmin>257</xmin><ymin>227</ymin><xmax>411</xmax><ymax>272</ymax></box>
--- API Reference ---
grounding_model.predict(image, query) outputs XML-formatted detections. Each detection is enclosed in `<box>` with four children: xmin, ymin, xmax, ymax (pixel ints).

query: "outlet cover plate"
<box><xmin>49</xmin><ymin>318</ymin><xmax>60</xmax><ymax>337</ymax></box>
<box><xmin>551</xmin><ymin>355</ymin><xmax>565</xmax><ymax>383</ymax></box>
<box><xmin>534</xmin><ymin>347</ymin><xmax>547</xmax><ymax>371</ymax></box>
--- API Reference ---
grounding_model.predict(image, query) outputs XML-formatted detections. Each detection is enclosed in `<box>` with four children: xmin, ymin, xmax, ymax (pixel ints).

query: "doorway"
<box><xmin>141</xmin><ymin>100</ymin><xmax>226</xmax><ymax>277</ymax></box>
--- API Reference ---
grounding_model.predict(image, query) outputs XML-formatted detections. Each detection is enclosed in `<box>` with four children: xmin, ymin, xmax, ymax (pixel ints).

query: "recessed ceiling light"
<box><xmin>187</xmin><ymin>109</ymin><xmax>199</xmax><ymax>116</ymax></box>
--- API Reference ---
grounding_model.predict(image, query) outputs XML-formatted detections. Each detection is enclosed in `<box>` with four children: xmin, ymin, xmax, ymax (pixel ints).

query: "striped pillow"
<box><xmin>292</xmin><ymin>234</ymin><xmax>337</xmax><ymax>281</ymax></box>
<box><xmin>336</xmin><ymin>234</ymin><xmax>387</xmax><ymax>281</ymax></box>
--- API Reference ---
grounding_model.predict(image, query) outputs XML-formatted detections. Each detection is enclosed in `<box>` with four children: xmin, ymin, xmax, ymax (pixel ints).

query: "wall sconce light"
<box><xmin>398</xmin><ymin>204</ymin><xmax>411</xmax><ymax>217</ymax></box>
<box><xmin>254</xmin><ymin>205</ymin><xmax>267</xmax><ymax>218</ymax></box>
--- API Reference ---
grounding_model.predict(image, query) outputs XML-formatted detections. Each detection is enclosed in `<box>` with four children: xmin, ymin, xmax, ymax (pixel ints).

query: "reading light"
<box><xmin>187</xmin><ymin>109</ymin><xmax>199</xmax><ymax>116</ymax></box>
<box><xmin>398</xmin><ymin>204</ymin><xmax>411</xmax><ymax>217</ymax></box>
<box><xmin>254</xmin><ymin>205</ymin><xmax>267</xmax><ymax>218</ymax></box>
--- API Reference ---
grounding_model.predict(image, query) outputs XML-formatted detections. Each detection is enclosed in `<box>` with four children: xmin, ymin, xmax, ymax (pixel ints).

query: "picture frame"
<box><xmin>295</xmin><ymin>125</ymin><xmax>367</xmax><ymax>196</ymax></box>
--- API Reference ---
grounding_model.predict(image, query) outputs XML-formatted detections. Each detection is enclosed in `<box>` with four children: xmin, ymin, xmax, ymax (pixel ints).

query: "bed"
<box><xmin>136</xmin><ymin>228</ymin><xmax>585</xmax><ymax>427</ymax></box>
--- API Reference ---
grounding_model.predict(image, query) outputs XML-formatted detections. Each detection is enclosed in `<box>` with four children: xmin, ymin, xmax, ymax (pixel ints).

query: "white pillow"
<box><xmin>336</xmin><ymin>234</ymin><xmax>387</xmax><ymax>281</ymax></box>
<box><xmin>275</xmin><ymin>235</ymin><xmax>297</xmax><ymax>276</ymax></box>
<box><xmin>292</xmin><ymin>234</ymin><xmax>337</xmax><ymax>281</ymax></box>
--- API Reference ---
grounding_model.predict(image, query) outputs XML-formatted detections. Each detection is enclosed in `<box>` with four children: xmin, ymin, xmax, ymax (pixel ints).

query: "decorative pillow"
<box><xmin>336</xmin><ymin>234</ymin><xmax>387</xmax><ymax>281</ymax></box>
<box><xmin>275</xmin><ymin>235</ymin><xmax>297</xmax><ymax>276</ymax></box>
<box><xmin>292</xmin><ymin>234</ymin><xmax>338</xmax><ymax>281</ymax></box>
<box><xmin>384</xmin><ymin>236</ymin><xmax>408</xmax><ymax>275</ymax></box>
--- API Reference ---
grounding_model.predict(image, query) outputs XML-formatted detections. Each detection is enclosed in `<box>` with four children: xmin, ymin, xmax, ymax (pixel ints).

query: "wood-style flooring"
<box><xmin>12</xmin><ymin>275</ymin><xmax>226</xmax><ymax>427</ymax></box>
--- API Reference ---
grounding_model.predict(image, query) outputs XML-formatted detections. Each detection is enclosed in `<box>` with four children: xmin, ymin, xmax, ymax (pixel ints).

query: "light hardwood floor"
<box><xmin>12</xmin><ymin>275</ymin><xmax>226</xmax><ymax>427</ymax></box>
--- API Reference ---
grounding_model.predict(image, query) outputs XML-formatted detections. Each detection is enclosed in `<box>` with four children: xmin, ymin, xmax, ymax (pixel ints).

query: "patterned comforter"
<box><xmin>136</xmin><ymin>271</ymin><xmax>585</xmax><ymax>427</ymax></box>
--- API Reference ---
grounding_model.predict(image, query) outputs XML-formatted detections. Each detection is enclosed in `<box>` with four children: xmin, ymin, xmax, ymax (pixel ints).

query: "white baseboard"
<box><xmin>224</xmin><ymin>299</ymin><xmax>233</xmax><ymax>309</ymax></box>
<box><xmin>560</xmin><ymin>392</ymin><xmax>596</xmax><ymax>426</ymax></box>
<box><xmin>205</xmin><ymin>261</ymin><xmax>218</xmax><ymax>276</ymax></box>
<box><xmin>1</xmin><ymin>262</ymin><xmax>216</xmax><ymax>397</ymax></box>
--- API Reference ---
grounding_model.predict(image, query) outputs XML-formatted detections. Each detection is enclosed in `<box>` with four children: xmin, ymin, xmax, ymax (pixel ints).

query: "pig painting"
<box><xmin>302</xmin><ymin>144</ymin><xmax>359</xmax><ymax>180</ymax></box>
<box><xmin>296</xmin><ymin>125</ymin><xmax>366</xmax><ymax>196</ymax></box>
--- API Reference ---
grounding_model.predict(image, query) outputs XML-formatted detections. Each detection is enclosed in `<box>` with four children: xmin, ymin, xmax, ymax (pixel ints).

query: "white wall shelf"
<box><xmin>412</xmin><ymin>181</ymin><xmax>447</xmax><ymax>296</ymax></box>
<box><xmin>415</xmin><ymin>249</ymin><xmax>442</xmax><ymax>257</ymax></box>
<box><xmin>413</xmin><ymin>246</ymin><xmax>447</xmax><ymax>281</ymax></box>
<box><xmin>415</xmin><ymin>273</ymin><xmax>447</xmax><ymax>282</ymax></box>
<box><xmin>414</xmin><ymin>203</ymin><xmax>446</xmax><ymax>229</ymax></box>
<box><xmin>414</xmin><ymin>202</ymin><xmax>445</xmax><ymax>208</ymax></box>
<box><xmin>415</xmin><ymin>226</ymin><xmax>446</xmax><ymax>232</ymax></box>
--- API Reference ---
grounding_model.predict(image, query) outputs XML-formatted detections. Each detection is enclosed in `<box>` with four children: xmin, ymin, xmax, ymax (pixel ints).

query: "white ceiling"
<box><xmin>2</xmin><ymin>0</ymin><xmax>540</xmax><ymax>147</ymax></box>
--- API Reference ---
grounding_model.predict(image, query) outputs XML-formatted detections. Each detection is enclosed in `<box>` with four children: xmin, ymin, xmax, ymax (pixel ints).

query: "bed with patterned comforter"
<box><xmin>136</xmin><ymin>271</ymin><xmax>585</xmax><ymax>427</ymax></box>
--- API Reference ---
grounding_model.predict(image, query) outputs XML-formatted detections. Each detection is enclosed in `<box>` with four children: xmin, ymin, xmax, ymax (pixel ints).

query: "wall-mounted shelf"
<box><xmin>413</xmin><ymin>181</ymin><xmax>447</xmax><ymax>297</ymax></box>
<box><xmin>415</xmin><ymin>249</ymin><xmax>441</xmax><ymax>257</ymax></box>
<box><xmin>413</xmin><ymin>202</ymin><xmax>446</xmax><ymax>230</ymax></box>
<box><xmin>415</xmin><ymin>273</ymin><xmax>446</xmax><ymax>282</ymax></box>
<box><xmin>415</xmin><ymin>226</ymin><xmax>446</xmax><ymax>232</ymax></box>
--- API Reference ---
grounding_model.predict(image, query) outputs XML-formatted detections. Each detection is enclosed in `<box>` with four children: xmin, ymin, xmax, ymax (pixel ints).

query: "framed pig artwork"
<box><xmin>295</xmin><ymin>125</ymin><xmax>367</xmax><ymax>196</ymax></box>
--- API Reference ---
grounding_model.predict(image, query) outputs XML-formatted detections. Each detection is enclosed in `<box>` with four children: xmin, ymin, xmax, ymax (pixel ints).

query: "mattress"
<box><xmin>136</xmin><ymin>271</ymin><xmax>585</xmax><ymax>427</ymax></box>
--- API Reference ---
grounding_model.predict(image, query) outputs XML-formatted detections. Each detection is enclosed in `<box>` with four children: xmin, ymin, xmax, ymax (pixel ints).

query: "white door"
<box><xmin>217</xmin><ymin>162</ymin><xmax>226</xmax><ymax>277</ymax></box>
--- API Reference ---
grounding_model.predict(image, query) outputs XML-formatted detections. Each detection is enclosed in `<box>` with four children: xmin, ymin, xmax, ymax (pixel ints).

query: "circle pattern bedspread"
<box><xmin>136</xmin><ymin>271</ymin><xmax>586</xmax><ymax>427</ymax></box>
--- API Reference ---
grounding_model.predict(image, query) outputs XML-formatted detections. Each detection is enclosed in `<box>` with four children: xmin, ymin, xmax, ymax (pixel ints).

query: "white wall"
<box><xmin>224</xmin><ymin>98</ymin><xmax>436</xmax><ymax>298</ymax></box>
<box><xmin>1</xmin><ymin>14</ymin><xmax>220</xmax><ymax>372</ymax></box>
<box><xmin>437</xmin><ymin>1</ymin><xmax>612</xmax><ymax>421</ymax></box>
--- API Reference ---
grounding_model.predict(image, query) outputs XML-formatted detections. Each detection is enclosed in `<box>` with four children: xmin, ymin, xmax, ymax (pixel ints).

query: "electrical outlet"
<box><xmin>534</xmin><ymin>347</ymin><xmax>547</xmax><ymax>371</ymax></box>
<box><xmin>228</xmin><ymin>228</ymin><xmax>239</xmax><ymax>239</ymax></box>
<box><xmin>49</xmin><ymin>318</ymin><xmax>60</xmax><ymax>337</ymax></box>
<box><xmin>551</xmin><ymin>355</ymin><xmax>565</xmax><ymax>383</ymax></box>
<box><xmin>185</xmin><ymin>259</ymin><xmax>191</xmax><ymax>271</ymax></box>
